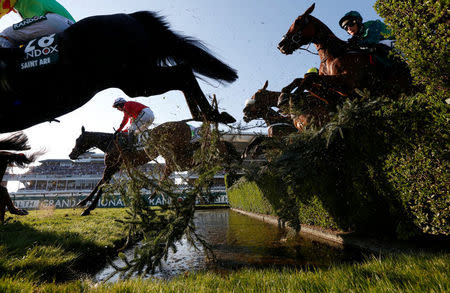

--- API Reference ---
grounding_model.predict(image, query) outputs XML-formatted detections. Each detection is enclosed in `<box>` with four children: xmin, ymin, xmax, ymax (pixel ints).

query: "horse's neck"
<box><xmin>87</xmin><ymin>132</ymin><xmax>113</xmax><ymax>153</ymax></box>
<box><xmin>311</xmin><ymin>17</ymin><xmax>347</xmax><ymax>61</ymax></box>
<box><xmin>261</xmin><ymin>90</ymin><xmax>281</xmax><ymax>107</ymax></box>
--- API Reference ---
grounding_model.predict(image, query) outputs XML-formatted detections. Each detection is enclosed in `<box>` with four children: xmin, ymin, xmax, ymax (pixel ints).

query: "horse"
<box><xmin>69</xmin><ymin>123</ymin><xmax>240</xmax><ymax>216</ymax></box>
<box><xmin>242</xmin><ymin>80</ymin><xmax>330</xmax><ymax>158</ymax></box>
<box><xmin>277</xmin><ymin>3</ymin><xmax>412</xmax><ymax>106</ymax></box>
<box><xmin>0</xmin><ymin>133</ymin><xmax>38</xmax><ymax>222</ymax></box>
<box><xmin>0</xmin><ymin>11</ymin><xmax>238</xmax><ymax>133</ymax></box>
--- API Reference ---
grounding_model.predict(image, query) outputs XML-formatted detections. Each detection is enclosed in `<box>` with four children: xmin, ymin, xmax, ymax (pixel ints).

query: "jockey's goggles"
<box><xmin>342</xmin><ymin>19</ymin><xmax>358</xmax><ymax>30</ymax></box>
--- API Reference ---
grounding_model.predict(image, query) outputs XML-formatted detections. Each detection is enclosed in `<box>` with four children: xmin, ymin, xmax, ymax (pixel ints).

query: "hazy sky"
<box><xmin>1</xmin><ymin>0</ymin><xmax>379</xmax><ymax>161</ymax></box>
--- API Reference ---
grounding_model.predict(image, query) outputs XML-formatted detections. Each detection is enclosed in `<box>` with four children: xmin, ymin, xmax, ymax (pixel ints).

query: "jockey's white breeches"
<box><xmin>129</xmin><ymin>108</ymin><xmax>155</xmax><ymax>134</ymax></box>
<box><xmin>0</xmin><ymin>13</ymin><xmax>74</xmax><ymax>48</ymax></box>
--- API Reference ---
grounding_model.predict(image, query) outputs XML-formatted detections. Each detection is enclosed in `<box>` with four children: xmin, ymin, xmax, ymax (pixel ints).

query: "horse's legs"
<box><xmin>120</xmin><ymin>65</ymin><xmax>235</xmax><ymax>123</ymax></box>
<box><xmin>81</xmin><ymin>187</ymin><xmax>105</xmax><ymax>216</ymax></box>
<box><xmin>278</xmin><ymin>78</ymin><xmax>304</xmax><ymax>106</ymax></box>
<box><xmin>0</xmin><ymin>186</ymin><xmax>28</xmax><ymax>222</ymax></box>
<box><xmin>81</xmin><ymin>167</ymin><xmax>116</xmax><ymax>216</ymax></box>
<box><xmin>76</xmin><ymin>180</ymin><xmax>102</xmax><ymax>207</ymax></box>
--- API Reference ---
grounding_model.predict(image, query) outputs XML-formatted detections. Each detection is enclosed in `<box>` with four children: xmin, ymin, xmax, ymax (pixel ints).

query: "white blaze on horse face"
<box><xmin>245</xmin><ymin>98</ymin><xmax>256</xmax><ymax>106</ymax></box>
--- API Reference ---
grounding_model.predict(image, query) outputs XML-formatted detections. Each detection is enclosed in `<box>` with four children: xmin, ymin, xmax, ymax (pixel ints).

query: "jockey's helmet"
<box><xmin>306</xmin><ymin>67</ymin><xmax>319</xmax><ymax>74</ymax></box>
<box><xmin>113</xmin><ymin>97</ymin><xmax>127</xmax><ymax>108</ymax></box>
<box><xmin>0</xmin><ymin>0</ymin><xmax>16</xmax><ymax>18</ymax></box>
<box><xmin>339</xmin><ymin>11</ymin><xmax>363</xmax><ymax>30</ymax></box>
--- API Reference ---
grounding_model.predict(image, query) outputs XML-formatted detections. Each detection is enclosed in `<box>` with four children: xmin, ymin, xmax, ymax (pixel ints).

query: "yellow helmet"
<box><xmin>306</xmin><ymin>67</ymin><xmax>319</xmax><ymax>74</ymax></box>
<box><xmin>0</xmin><ymin>0</ymin><xmax>16</xmax><ymax>18</ymax></box>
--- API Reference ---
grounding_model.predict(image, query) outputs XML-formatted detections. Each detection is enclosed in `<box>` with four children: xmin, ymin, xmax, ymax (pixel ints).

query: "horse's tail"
<box><xmin>0</xmin><ymin>132</ymin><xmax>38</xmax><ymax>167</ymax></box>
<box><xmin>130</xmin><ymin>11</ymin><xmax>238</xmax><ymax>84</ymax></box>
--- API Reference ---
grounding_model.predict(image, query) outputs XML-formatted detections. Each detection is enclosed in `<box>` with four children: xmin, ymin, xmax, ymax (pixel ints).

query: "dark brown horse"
<box><xmin>69</xmin><ymin>122</ymin><xmax>239</xmax><ymax>216</ymax></box>
<box><xmin>0</xmin><ymin>133</ymin><xmax>37</xmax><ymax>222</ymax></box>
<box><xmin>277</xmin><ymin>3</ymin><xmax>412</xmax><ymax>105</ymax></box>
<box><xmin>1</xmin><ymin>11</ymin><xmax>237</xmax><ymax>133</ymax></box>
<box><xmin>242</xmin><ymin>80</ymin><xmax>330</xmax><ymax>158</ymax></box>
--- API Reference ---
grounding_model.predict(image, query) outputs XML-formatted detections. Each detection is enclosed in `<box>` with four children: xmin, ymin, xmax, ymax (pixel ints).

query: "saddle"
<box><xmin>346</xmin><ymin>42</ymin><xmax>396</xmax><ymax>69</ymax></box>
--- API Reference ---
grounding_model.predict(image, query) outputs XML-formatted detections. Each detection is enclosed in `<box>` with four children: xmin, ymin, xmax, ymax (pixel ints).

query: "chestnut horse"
<box><xmin>242</xmin><ymin>80</ymin><xmax>329</xmax><ymax>158</ymax></box>
<box><xmin>69</xmin><ymin>122</ymin><xmax>239</xmax><ymax>216</ymax></box>
<box><xmin>0</xmin><ymin>133</ymin><xmax>37</xmax><ymax>222</ymax></box>
<box><xmin>277</xmin><ymin>3</ymin><xmax>412</xmax><ymax>106</ymax></box>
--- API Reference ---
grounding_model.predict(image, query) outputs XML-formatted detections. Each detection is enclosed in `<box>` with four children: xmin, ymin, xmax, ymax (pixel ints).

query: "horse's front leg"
<box><xmin>278</xmin><ymin>78</ymin><xmax>303</xmax><ymax>107</ymax></box>
<box><xmin>77</xmin><ymin>181</ymin><xmax>102</xmax><ymax>207</ymax></box>
<box><xmin>81</xmin><ymin>187</ymin><xmax>105</xmax><ymax>216</ymax></box>
<box><xmin>80</xmin><ymin>167</ymin><xmax>116</xmax><ymax>216</ymax></box>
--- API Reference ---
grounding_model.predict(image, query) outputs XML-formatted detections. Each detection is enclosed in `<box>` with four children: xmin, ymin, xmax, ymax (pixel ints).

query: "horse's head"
<box><xmin>69</xmin><ymin>126</ymin><xmax>91</xmax><ymax>160</ymax></box>
<box><xmin>278</xmin><ymin>3</ymin><xmax>317</xmax><ymax>55</ymax></box>
<box><xmin>243</xmin><ymin>80</ymin><xmax>272</xmax><ymax>122</ymax></box>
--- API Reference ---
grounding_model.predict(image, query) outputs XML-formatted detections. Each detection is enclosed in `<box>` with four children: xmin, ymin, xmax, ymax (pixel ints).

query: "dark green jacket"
<box><xmin>349</xmin><ymin>20</ymin><xmax>391</xmax><ymax>47</ymax></box>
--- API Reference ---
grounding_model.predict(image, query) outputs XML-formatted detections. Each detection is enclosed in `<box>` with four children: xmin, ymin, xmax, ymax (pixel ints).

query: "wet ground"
<box><xmin>96</xmin><ymin>209</ymin><xmax>364</xmax><ymax>281</ymax></box>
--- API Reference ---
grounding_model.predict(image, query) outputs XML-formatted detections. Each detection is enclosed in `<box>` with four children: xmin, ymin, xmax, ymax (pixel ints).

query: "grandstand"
<box><xmin>2</xmin><ymin>132</ymin><xmax>260</xmax><ymax>209</ymax></box>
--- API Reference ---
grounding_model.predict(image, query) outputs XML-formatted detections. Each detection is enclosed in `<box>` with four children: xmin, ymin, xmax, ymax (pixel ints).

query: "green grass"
<box><xmin>0</xmin><ymin>208</ymin><xmax>128</xmax><ymax>282</ymax></box>
<box><xmin>1</xmin><ymin>252</ymin><xmax>448</xmax><ymax>292</ymax></box>
<box><xmin>1</xmin><ymin>208</ymin><xmax>448</xmax><ymax>292</ymax></box>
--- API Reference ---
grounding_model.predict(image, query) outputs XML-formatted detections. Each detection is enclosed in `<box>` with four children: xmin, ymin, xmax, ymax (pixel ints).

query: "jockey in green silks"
<box><xmin>339</xmin><ymin>11</ymin><xmax>392</xmax><ymax>48</ymax></box>
<box><xmin>0</xmin><ymin>0</ymin><xmax>75</xmax><ymax>48</ymax></box>
<box><xmin>339</xmin><ymin>11</ymin><xmax>396</xmax><ymax>68</ymax></box>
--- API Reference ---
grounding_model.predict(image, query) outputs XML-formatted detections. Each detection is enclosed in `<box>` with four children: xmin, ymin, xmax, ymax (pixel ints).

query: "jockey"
<box><xmin>0</xmin><ymin>0</ymin><xmax>75</xmax><ymax>48</ymax></box>
<box><xmin>339</xmin><ymin>11</ymin><xmax>395</xmax><ymax>68</ymax></box>
<box><xmin>339</xmin><ymin>11</ymin><xmax>392</xmax><ymax>48</ymax></box>
<box><xmin>113</xmin><ymin>97</ymin><xmax>155</xmax><ymax>149</ymax></box>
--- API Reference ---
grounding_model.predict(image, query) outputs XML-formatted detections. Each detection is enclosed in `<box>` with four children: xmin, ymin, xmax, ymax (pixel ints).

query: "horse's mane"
<box><xmin>129</xmin><ymin>11</ymin><xmax>211</xmax><ymax>68</ymax></box>
<box><xmin>309</xmin><ymin>15</ymin><xmax>348</xmax><ymax>57</ymax></box>
<box><xmin>129</xmin><ymin>11</ymin><xmax>237</xmax><ymax>83</ymax></box>
<box><xmin>84</xmin><ymin>131</ymin><xmax>113</xmax><ymax>140</ymax></box>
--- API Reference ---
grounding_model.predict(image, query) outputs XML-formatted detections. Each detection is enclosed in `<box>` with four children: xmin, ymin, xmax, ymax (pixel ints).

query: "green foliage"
<box><xmin>227</xmin><ymin>177</ymin><xmax>275</xmax><ymax>216</ymax></box>
<box><xmin>375</xmin><ymin>0</ymin><xmax>450</xmax><ymax>95</ymax></box>
<box><xmin>105</xmin><ymin>122</ymin><xmax>236</xmax><ymax>278</ymax></box>
<box><xmin>250</xmin><ymin>92</ymin><xmax>449</xmax><ymax>238</ymax></box>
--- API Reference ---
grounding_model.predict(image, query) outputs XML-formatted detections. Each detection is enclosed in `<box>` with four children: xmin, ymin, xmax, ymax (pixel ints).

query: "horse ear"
<box><xmin>304</xmin><ymin>3</ymin><xmax>315</xmax><ymax>15</ymax></box>
<box><xmin>81</xmin><ymin>126</ymin><xmax>85</xmax><ymax>133</ymax></box>
<box><xmin>263</xmin><ymin>80</ymin><xmax>269</xmax><ymax>90</ymax></box>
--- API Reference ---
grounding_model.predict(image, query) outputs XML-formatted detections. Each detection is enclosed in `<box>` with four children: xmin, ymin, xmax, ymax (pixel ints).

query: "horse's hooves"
<box><xmin>10</xmin><ymin>209</ymin><xmax>28</xmax><ymax>216</ymax></box>
<box><xmin>81</xmin><ymin>210</ymin><xmax>91</xmax><ymax>216</ymax></box>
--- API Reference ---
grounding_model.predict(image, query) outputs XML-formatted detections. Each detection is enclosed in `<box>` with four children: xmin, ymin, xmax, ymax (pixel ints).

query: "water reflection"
<box><xmin>96</xmin><ymin>209</ymin><xmax>362</xmax><ymax>281</ymax></box>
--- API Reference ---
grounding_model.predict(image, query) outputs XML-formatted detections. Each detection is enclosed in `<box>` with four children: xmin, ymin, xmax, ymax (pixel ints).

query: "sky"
<box><xmin>1</xmin><ymin>0</ymin><xmax>380</xmax><ymax>162</ymax></box>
